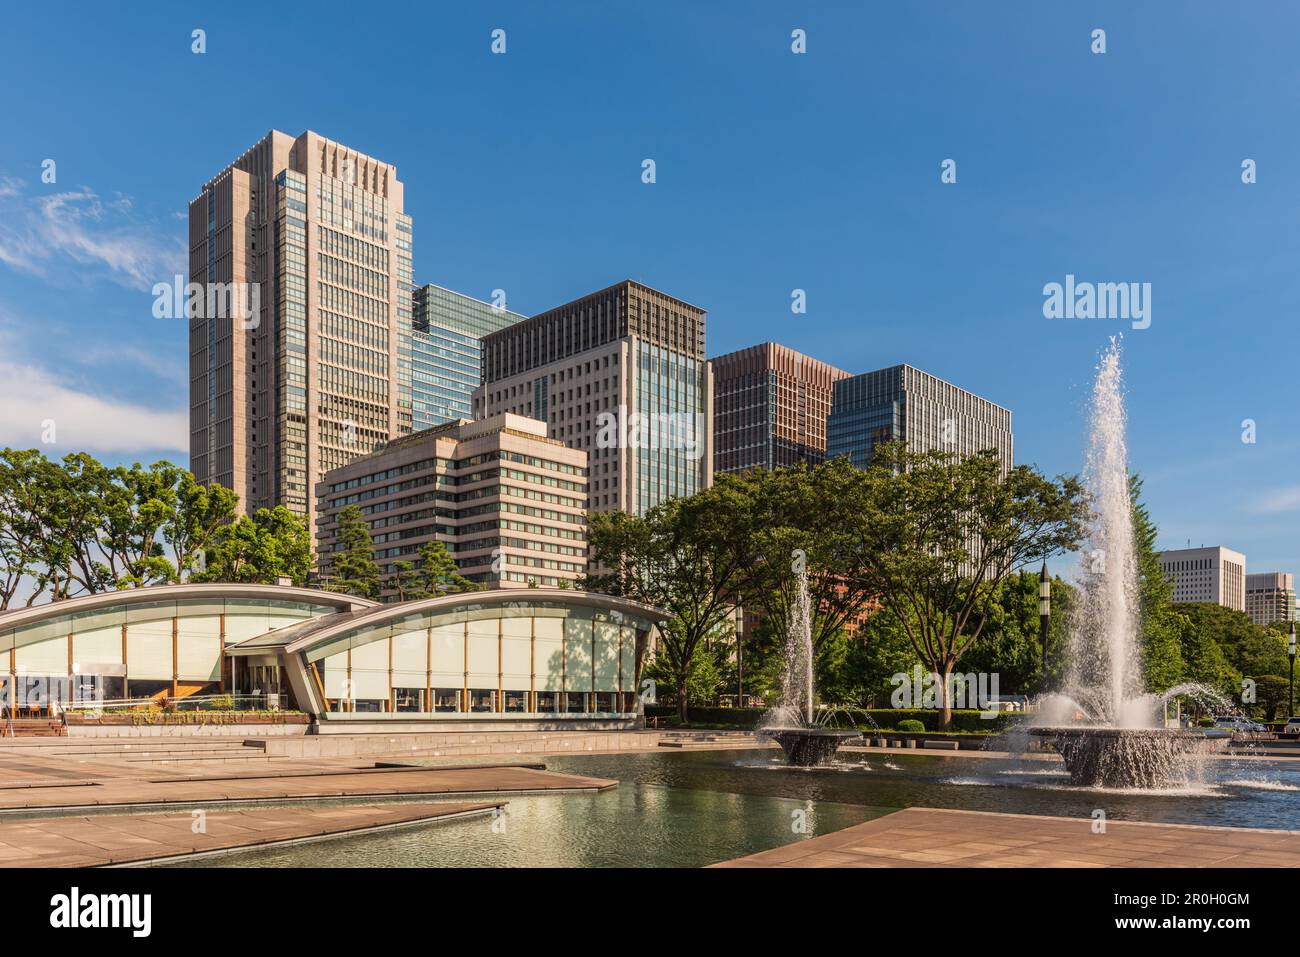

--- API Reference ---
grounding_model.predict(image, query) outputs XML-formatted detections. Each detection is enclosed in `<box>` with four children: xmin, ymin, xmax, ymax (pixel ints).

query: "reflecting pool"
<box><xmin>171</xmin><ymin>748</ymin><xmax>1300</xmax><ymax>868</ymax></box>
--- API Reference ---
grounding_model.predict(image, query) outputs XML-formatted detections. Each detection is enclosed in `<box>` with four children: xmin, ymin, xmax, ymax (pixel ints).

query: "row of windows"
<box><xmin>318</xmin><ymin>282</ymin><xmax>390</xmax><ymax>325</ymax></box>
<box><xmin>319</xmin><ymin>225</ymin><xmax>389</xmax><ymax>271</ymax></box>
<box><xmin>320</xmin><ymin>254</ymin><xmax>389</xmax><ymax>299</ymax></box>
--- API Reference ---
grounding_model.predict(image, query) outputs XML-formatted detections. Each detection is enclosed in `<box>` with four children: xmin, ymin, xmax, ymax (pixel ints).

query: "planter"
<box><xmin>66</xmin><ymin>712</ymin><xmax>309</xmax><ymax>728</ymax></box>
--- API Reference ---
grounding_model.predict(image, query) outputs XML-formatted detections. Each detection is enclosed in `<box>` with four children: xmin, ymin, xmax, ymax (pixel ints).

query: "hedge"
<box><xmin>644</xmin><ymin>705</ymin><xmax>1025</xmax><ymax>733</ymax></box>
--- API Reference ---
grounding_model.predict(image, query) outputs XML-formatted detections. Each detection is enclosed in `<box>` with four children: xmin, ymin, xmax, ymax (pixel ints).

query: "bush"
<box><xmin>858</xmin><ymin>709</ymin><xmax>1024</xmax><ymax>733</ymax></box>
<box><xmin>644</xmin><ymin>705</ymin><xmax>761</xmax><ymax>728</ymax></box>
<box><xmin>896</xmin><ymin>719</ymin><xmax>926</xmax><ymax>733</ymax></box>
<box><xmin>642</xmin><ymin>705</ymin><xmax>1025</xmax><ymax>733</ymax></box>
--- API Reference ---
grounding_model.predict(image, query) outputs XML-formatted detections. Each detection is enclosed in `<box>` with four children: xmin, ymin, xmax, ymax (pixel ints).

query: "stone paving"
<box><xmin>0</xmin><ymin>736</ymin><xmax>619</xmax><ymax>816</ymax></box>
<box><xmin>0</xmin><ymin>801</ymin><xmax>503</xmax><ymax>867</ymax></box>
<box><xmin>713</xmin><ymin>806</ymin><xmax>1300</xmax><ymax>868</ymax></box>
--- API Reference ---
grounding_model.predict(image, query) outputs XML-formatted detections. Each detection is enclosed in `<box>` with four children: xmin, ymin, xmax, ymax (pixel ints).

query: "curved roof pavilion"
<box><xmin>0</xmin><ymin>584</ymin><xmax>667</xmax><ymax>730</ymax></box>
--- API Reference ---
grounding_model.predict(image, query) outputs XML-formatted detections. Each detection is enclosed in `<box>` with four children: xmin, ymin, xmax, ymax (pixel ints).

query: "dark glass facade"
<box><xmin>403</xmin><ymin>284</ymin><xmax>525</xmax><ymax>431</ymax></box>
<box><xmin>827</xmin><ymin>365</ymin><xmax>1012</xmax><ymax>470</ymax></box>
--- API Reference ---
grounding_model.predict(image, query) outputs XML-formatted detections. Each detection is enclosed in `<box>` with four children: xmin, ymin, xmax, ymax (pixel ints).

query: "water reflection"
<box><xmin>168</xmin><ymin>748</ymin><xmax>1300</xmax><ymax>868</ymax></box>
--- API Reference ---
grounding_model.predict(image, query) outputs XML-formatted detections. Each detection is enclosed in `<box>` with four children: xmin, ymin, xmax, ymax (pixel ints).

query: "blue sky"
<box><xmin>0</xmin><ymin>1</ymin><xmax>1297</xmax><ymax>572</ymax></box>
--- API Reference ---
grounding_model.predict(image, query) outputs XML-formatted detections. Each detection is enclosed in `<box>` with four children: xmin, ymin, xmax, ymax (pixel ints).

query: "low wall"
<box><xmin>314</xmin><ymin>714</ymin><xmax>641</xmax><ymax>735</ymax></box>
<box><xmin>255</xmin><ymin>729</ymin><xmax>663</xmax><ymax>759</ymax></box>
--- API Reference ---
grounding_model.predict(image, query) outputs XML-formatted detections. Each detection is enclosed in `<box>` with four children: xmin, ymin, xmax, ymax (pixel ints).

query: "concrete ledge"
<box><xmin>922</xmin><ymin>740</ymin><xmax>960</xmax><ymax>751</ymax></box>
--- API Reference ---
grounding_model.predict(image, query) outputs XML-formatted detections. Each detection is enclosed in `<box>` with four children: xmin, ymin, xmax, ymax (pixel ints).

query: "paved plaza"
<box><xmin>714</xmin><ymin>806</ymin><xmax>1300</xmax><ymax>868</ymax></box>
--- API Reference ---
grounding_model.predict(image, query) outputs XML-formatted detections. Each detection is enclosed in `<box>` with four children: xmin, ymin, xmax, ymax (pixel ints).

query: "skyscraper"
<box><xmin>1157</xmin><ymin>546</ymin><xmax>1247</xmax><ymax>611</ymax></box>
<box><xmin>1245</xmin><ymin>571</ymin><xmax>1294</xmax><ymax>624</ymax></box>
<box><xmin>827</xmin><ymin>364</ymin><xmax>1013</xmax><ymax>470</ymax></box>
<box><xmin>474</xmin><ymin>280</ymin><xmax>712</xmax><ymax>514</ymax></box>
<box><xmin>402</xmin><ymin>284</ymin><xmax>526</xmax><ymax>432</ymax></box>
<box><xmin>711</xmin><ymin>342</ymin><xmax>849</xmax><ymax>474</ymax></box>
<box><xmin>188</xmin><ymin>130</ymin><xmax>409</xmax><ymax>544</ymax></box>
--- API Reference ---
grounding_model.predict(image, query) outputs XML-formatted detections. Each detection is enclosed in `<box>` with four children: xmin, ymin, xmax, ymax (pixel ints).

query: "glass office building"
<box><xmin>711</xmin><ymin>342</ymin><xmax>850</xmax><ymax>474</ymax></box>
<box><xmin>475</xmin><ymin>280</ymin><xmax>713</xmax><ymax>515</ymax></box>
<box><xmin>404</xmin><ymin>284</ymin><xmax>525</xmax><ymax>431</ymax></box>
<box><xmin>827</xmin><ymin>364</ymin><xmax>1013</xmax><ymax>471</ymax></box>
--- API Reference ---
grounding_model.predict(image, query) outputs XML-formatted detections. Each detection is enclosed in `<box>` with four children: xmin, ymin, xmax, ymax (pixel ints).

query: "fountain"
<box><xmin>759</xmin><ymin>562</ymin><xmax>861</xmax><ymax>765</ymax></box>
<box><xmin>1029</xmin><ymin>339</ymin><xmax>1229</xmax><ymax>787</ymax></box>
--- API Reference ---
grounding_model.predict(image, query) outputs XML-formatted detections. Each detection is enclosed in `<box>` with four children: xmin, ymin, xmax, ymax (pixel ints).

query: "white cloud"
<box><xmin>0</xmin><ymin>177</ymin><xmax>184</xmax><ymax>289</ymax></box>
<box><xmin>1251</xmin><ymin>486</ymin><xmax>1300</xmax><ymax>515</ymax></box>
<box><xmin>0</xmin><ymin>355</ymin><xmax>186</xmax><ymax>456</ymax></box>
<box><xmin>78</xmin><ymin>341</ymin><xmax>187</xmax><ymax>387</ymax></box>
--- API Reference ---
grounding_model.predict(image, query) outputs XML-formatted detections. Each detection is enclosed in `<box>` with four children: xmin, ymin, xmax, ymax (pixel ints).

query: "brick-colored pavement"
<box><xmin>0</xmin><ymin>738</ymin><xmax>617</xmax><ymax>813</ymax></box>
<box><xmin>0</xmin><ymin>801</ymin><xmax>503</xmax><ymax>867</ymax></box>
<box><xmin>714</xmin><ymin>807</ymin><xmax>1300</xmax><ymax>868</ymax></box>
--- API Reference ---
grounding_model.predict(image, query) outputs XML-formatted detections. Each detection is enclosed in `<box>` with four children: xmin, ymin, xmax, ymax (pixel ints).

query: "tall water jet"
<box><xmin>779</xmin><ymin>562</ymin><xmax>815</xmax><ymax>726</ymax></box>
<box><xmin>1030</xmin><ymin>338</ymin><xmax>1228</xmax><ymax>787</ymax></box>
<box><xmin>1069</xmin><ymin>337</ymin><xmax>1145</xmax><ymax>727</ymax></box>
<box><xmin>759</xmin><ymin>562</ymin><xmax>859</xmax><ymax>765</ymax></box>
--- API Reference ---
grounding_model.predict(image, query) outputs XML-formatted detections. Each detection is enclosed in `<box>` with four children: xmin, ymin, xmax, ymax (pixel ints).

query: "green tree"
<box><xmin>196</xmin><ymin>506</ymin><xmax>312</xmax><ymax>587</ymax></box>
<box><xmin>958</xmin><ymin>571</ymin><xmax>1074</xmax><ymax>695</ymax></box>
<box><xmin>584</xmin><ymin>477</ymin><xmax>759</xmax><ymax>721</ymax></box>
<box><xmin>0</xmin><ymin>450</ymin><xmax>41</xmax><ymax>608</ymax></box>
<box><xmin>385</xmin><ymin>540</ymin><xmax>477</xmax><ymax>601</ymax></box>
<box><xmin>387</xmin><ymin>561</ymin><xmax>423</xmax><ymax>602</ymax></box>
<box><xmin>323</xmin><ymin>504</ymin><xmax>381</xmax><ymax>599</ymax></box>
<box><xmin>739</xmin><ymin>459</ymin><xmax>880</xmax><ymax>652</ymax></box>
<box><xmin>1177</xmin><ymin>603</ymin><xmax>1285</xmax><ymax>675</ymax></box>
<box><xmin>853</xmin><ymin>441</ymin><xmax>1088</xmax><ymax>728</ymax></box>
<box><xmin>97</xmin><ymin>460</ymin><xmax>186</xmax><ymax>588</ymax></box>
<box><xmin>1131</xmin><ymin>476</ymin><xmax>1185</xmax><ymax>691</ymax></box>
<box><xmin>1251</xmin><ymin>675</ymin><xmax>1290</xmax><ymax>722</ymax></box>
<box><xmin>417</xmin><ymin>539</ymin><xmax>475</xmax><ymax>596</ymax></box>
<box><xmin>168</xmin><ymin>472</ymin><xmax>238</xmax><ymax>582</ymax></box>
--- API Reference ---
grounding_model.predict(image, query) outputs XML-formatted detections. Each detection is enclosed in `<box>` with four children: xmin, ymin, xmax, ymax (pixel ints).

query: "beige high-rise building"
<box><xmin>316</xmin><ymin>413</ymin><xmax>588</xmax><ymax>592</ymax></box>
<box><xmin>188</xmin><ymin>130</ymin><xmax>411</xmax><ymax>544</ymax></box>
<box><xmin>1245</xmin><ymin>572</ymin><xmax>1295</xmax><ymax>625</ymax></box>
<box><xmin>1158</xmin><ymin>546</ymin><xmax>1247</xmax><ymax>611</ymax></box>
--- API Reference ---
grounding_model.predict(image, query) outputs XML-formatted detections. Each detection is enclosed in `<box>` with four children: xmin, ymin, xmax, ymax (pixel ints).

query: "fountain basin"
<box><xmin>761</xmin><ymin>728</ymin><xmax>862</xmax><ymax>766</ymax></box>
<box><xmin>1030</xmin><ymin>727</ymin><xmax>1225</xmax><ymax>789</ymax></box>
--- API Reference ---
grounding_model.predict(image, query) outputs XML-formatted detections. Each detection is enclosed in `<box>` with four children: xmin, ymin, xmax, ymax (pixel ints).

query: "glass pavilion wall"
<box><xmin>0</xmin><ymin>597</ymin><xmax>341</xmax><ymax>712</ymax></box>
<box><xmin>302</xmin><ymin>600</ymin><xmax>649</xmax><ymax>716</ymax></box>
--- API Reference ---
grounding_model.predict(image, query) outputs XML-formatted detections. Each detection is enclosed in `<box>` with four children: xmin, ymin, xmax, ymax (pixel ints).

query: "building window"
<box><xmin>469</xmin><ymin>688</ymin><xmax>497</xmax><ymax>712</ymax></box>
<box><xmin>394</xmin><ymin>688</ymin><xmax>424</xmax><ymax>712</ymax></box>
<box><xmin>432</xmin><ymin>688</ymin><xmax>460</xmax><ymax>712</ymax></box>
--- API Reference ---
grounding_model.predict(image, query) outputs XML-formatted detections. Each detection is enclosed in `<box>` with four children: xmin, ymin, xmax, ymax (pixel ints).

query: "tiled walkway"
<box><xmin>0</xmin><ymin>740</ymin><xmax>617</xmax><ymax>812</ymax></box>
<box><xmin>714</xmin><ymin>807</ymin><xmax>1300</xmax><ymax>868</ymax></box>
<box><xmin>0</xmin><ymin>801</ymin><xmax>503</xmax><ymax>867</ymax></box>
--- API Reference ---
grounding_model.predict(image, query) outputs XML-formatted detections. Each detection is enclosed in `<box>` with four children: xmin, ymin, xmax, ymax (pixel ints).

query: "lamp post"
<box><xmin>1039</xmin><ymin>561</ymin><xmax>1051</xmax><ymax>679</ymax></box>
<box><xmin>1289</xmin><ymin>621</ymin><xmax>1296</xmax><ymax>720</ymax></box>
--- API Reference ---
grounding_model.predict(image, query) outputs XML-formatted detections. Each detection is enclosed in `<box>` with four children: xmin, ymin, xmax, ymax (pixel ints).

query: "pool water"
<box><xmin>171</xmin><ymin>748</ymin><xmax>1300</xmax><ymax>868</ymax></box>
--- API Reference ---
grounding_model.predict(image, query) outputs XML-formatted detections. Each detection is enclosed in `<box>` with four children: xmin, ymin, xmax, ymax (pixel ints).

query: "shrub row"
<box><xmin>645</xmin><ymin>706</ymin><xmax>1025</xmax><ymax>733</ymax></box>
